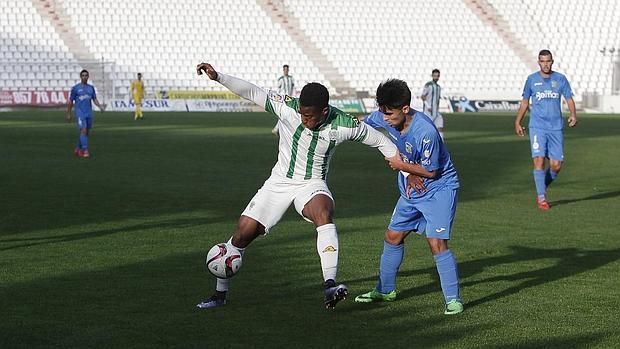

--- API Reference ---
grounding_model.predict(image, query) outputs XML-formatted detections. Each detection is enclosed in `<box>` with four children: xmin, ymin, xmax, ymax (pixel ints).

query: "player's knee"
<box><xmin>232</xmin><ymin>217</ymin><xmax>264</xmax><ymax>248</ymax></box>
<box><xmin>310</xmin><ymin>209</ymin><xmax>333</xmax><ymax>227</ymax></box>
<box><xmin>427</xmin><ymin>238</ymin><xmax>448</xmax><ymax>255</ymax></box>
<box><xmin>384</xmin><ymin>230</ymin><xmax>405</xmax><ymax>245</ymax></box>
<box><xmin>550</xmin><ymin>162</ymin><xmax>562</xmax><ymax>172</ymax></box>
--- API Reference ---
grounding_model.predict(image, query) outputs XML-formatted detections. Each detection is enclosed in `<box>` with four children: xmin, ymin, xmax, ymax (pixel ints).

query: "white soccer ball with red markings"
<box><xmin>206</xmin><ymin>243</ymin><xmax>242</xmax><ymax>279</ymax></box>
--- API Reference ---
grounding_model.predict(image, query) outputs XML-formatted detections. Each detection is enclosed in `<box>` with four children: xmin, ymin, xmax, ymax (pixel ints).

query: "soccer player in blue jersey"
<box><xmin>354</xmin><ymin>79</ymin><xmax>463</xmax><ymax>315</ymax></box>
<box><xmin>515</xmin><ymin>50</ymin><xmax>577</xmax><ymax>210</ymax></box>
<box><xmin>66</xmin><ymin>69</ymin><xmax>106</xmax><ymax>158</ymax></box>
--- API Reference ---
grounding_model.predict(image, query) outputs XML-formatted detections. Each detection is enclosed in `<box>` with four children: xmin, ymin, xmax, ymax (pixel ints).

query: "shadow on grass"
<box><xmin>0</xmin><ymin>216</ymin><xmax>219</xmax><ymax>251</ymax></box>
<box><xmin>347</xmin><ymin>246</ymin><xmax>620</xmax><ymax>309</ymax></box>
<box><xmin>548</xmin><ymin>190</ymin><xmax>620</xmax><ymax>207</ymax></box>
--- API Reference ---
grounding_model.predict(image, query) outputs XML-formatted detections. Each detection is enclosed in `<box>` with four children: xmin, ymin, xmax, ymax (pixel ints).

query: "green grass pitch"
<box><xmin>1</xmin><ymin>111</ymin><xmax>619</xmax><ymax>348</ymax></box>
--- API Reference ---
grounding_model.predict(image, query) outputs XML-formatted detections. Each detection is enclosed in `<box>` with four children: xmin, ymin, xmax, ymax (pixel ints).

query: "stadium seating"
<box><xmin>488</xmin><ymin>0</ymin><xmax>620</xmax><ymax>96</ymax></box>
<box><xmin>0</xmin><ymin>0</ymin><xmax>618</xmax><ymax>99</ymax></box>
<box><xmin>0</xmin><ymin>0</ymin><xmax>81</xmax><ymax>91</ymax></box>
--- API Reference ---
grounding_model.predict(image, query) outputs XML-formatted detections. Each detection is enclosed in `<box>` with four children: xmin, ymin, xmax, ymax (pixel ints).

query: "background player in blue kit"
<box><xmin>515</xmin><ymin>50</ymin><xmax>577</xmax><ymax>210</ymax></box>
<box><xmin>66</xmin><ymin>69</ymin><xmax>106</xmax><ymax>158</ymax></box>
<box><xmin>355</xmin><ymin>79</ymin><xmax>463</xmax><ymax>315</ymax></box>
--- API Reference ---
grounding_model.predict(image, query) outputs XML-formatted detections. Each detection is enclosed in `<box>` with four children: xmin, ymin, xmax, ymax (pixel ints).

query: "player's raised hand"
<box><xmin>568</xmin><ymin>115</ymin><xmax>577</xmax><ymax>127</ymax></box>
<box><xmin>197</xmin><ymin>63</ymin><xmax>218</xmax><ymax>80</ymax></box>
<box><xmin>515</xmin><ymin>123</ymin><xmax>525</xmax><ymax>137</ymax></box>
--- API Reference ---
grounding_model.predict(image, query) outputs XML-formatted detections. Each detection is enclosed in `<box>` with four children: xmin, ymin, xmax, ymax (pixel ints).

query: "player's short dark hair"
<box><xmin>137</xmin><ymin>72</ymin><xmax>142</xmax><ymax>76</ymax></box>
<box><xmin>299</xmin><ymin>83</ymin><xmax>329</xmax><ymax>109</ymax></box>
<box><xmin>376</xmin><ymin>79</ymin><xmax>411</xmax><ymax>109</ymax></box>
<box><xmin>538</xmin><ymin>49</ymin><xmax>553</xmax><ymax>59</ymax></box>
<box><xmin>283</xmin><ymin>64</ymin><xmax>289</xmax><ymax>69</ymax></box>
<box><xmin>80</xmin><ymin>69</ymin><xmax>89</xmax><ymax>75</ymax></box>
<box><xmin>432</xmin><ymin>69</ymin><xmax>440</xmax><ymax>75</ymax></box>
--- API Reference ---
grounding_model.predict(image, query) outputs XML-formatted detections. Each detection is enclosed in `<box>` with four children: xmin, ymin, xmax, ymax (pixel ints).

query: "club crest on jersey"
<box><xmin>551</xmin><ymin>80</ymin><xmax>558</xmax><ymax>88</ymax></box>
<box><xmin>284</xmin><ymin>95</ymin><xmax>293</xmax><ymax>103</ymax></box>
<box><xmin>329</xmin><ymin>130</ymin><xmax>338</xmax><ymax>141</ymax></box>
<box><xmin>405</xmin><ymin>142</ymin><xmax>413</xmax><ymax>154</ymax></box>
<box><xmin>268</xmin><ymin>90</ymin><xmax>283</xmax><ymax>103</ymax></box>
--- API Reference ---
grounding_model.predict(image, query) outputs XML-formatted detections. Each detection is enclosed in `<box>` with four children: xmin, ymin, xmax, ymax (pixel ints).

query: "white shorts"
<box><xmin>430</xmin><ymin>112</ymin><xmax>444</xmax><ymax>129</ymax></box>
<box><xmin>241</xmin><ymin>176</ymin><xmax>334</xmax><ymax>232</ymax></box>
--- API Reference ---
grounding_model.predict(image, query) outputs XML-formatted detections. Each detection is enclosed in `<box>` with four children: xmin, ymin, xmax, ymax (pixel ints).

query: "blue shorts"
<box><xmin>76</xmin><ymin>117</ymin><xmax>93</xmax><ymax>130</ymax></box>
<box><xmin>388</xmin><ymin>188</ymin><xmax>458</xmax><ymax>240</ymax></box>
<box><xmin>529</xmin><ymin>128</ymin><xmax>563</xmax><ymax>161</ymax></box>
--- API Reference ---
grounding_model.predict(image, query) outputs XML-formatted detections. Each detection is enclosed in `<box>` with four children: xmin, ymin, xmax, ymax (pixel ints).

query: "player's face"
<box><xmin>138</xmin><ymin>73</ymin><xmax>142</xmax><ymax>80</ymax></box>
<box><xmin>538</xmin><ymin>55</ymin><xmax>553</xmax><ymax>74</ymax></box>
<box><xmin>380</xmin><ymin>105</ymin><xmax>409</xmax><ymax>129</ymax></box>
<box><xmin>432</xmin><ymin>72</ymin><xmax>440</xmax><ymax>82</ymax></box>
<box><xmin>299</xmin><ymin>105</ymin><xmax>328</xmax><ymax>130</ymax></box>
<box><xmin>80</xmin><ymin>72</ymin><xmax>89</xmax><ymax>84</ymax></box>
<box><xmin>283</xmin><ymin>66</ymin><xmax>289</xmax><ymax>76</ymax></box>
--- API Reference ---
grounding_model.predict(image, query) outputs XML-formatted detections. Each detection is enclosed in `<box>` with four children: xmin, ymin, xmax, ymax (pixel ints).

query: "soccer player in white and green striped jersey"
<box><xmin>272</xmin><ymin>64</ymin><xmax>296</xmax><ymax>135</ymax></box>
<box><xmin>421</xmin><ymin>69</ymin><xmax>444</xmax><ymax>139</ymax></box>
<box><xmin>195</xmin><ymin>62</ymin><xmax>400</xmax><ymax>310</ymax></box>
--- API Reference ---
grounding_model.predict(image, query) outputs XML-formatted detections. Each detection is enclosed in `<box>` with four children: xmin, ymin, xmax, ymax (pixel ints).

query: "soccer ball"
<box><xmin>206</xmin><ymin>243</ymin><xmax>242</xmax><ymax>279</ymax></box>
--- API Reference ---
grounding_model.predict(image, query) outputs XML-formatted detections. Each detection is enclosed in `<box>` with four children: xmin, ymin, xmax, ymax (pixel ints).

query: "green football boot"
<box><xmin>444</xmin><ymin>299</ymin><xmax>464</xmax><ymax>315</ymax></box>
<box><xmin>354</xmin><ymin>289</ymin><xmax>397</xmax><ymax>303</ymax></box>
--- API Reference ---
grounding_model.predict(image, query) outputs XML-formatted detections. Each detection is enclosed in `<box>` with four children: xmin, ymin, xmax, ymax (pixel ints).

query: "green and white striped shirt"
<box><xmin>277</xmin><ymin>75</ymin><xmax>295</xmax><ymax>96</ymax></box>
<box><xmin>423</xmin><ymin>81</ymin><xmax>441</xmax><ymax>118</ymax></box>
<box><xmin>216</xmin><ymin>73</ymin><xmax>397</xmax><ymax>182</ymax></box>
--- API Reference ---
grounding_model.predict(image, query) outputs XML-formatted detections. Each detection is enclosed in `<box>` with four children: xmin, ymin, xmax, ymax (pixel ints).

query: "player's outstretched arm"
<box><xmin>66</xmin><ymin>99</ymin><xmax>73</xmax><ymax>122</ymax></box>
<box><xmin>514</xmin><ymin>99</ymin><xmax>529</xmax><ymax>136</ymax></box>
<box><xmin>93</xmin><ymin>98</ymin><xmax>106</xmax><ymax>112</ymax></box>
<box><xmin>197</xmin><ymin>63</ymin><xmax>267</xmax><ymax>107</ymax></box>
<box><xmin>566</xmin><ymin>98</ymin><xmax>578</xmax><ymax>127</ymax></box>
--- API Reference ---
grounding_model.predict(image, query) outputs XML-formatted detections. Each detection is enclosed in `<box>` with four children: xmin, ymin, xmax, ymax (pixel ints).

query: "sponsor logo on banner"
<box><xmin>110</xmin><ymin>99</ymin><xmax>187</xmax><ymax>112</ymax></box>
<box><xmin>155</xmin><ymin>90</ymin><xmax>240</xmax><ymax>100</ymax></box>
<box><xmin>329</xmin><ymin>99</ymin><xmax>365</xmax><ymax>113</ymax></box>
<box><xmin>0</xmin><ymin>90</ymin><xmax>69</xmax><ymax>106</ymax></box>
<box><xmin>186</xmin><ymin>99</ymin><xmax>263</xmax><ymax>112</ymax></box>
<box><xmin>450</xmin><ymin>96</ymin><xmax>520</xmax><ymax>113</ymax></box>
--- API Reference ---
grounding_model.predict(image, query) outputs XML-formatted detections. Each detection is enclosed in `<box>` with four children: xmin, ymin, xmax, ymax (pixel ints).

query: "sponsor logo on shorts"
<box><xmin>322</xmin><ymin>245</ymin><xmax>337</xmax><ymax>253</ymax></box>
<box><xmin>248</xmin><ymin>201</ymin><xmax>255</xmax><ymax>210</ymax></box>
<box><xmin>435</xmin><ymin>228</ymin><xmax>446</xmax><ymax>233</ymax></box>
<box><xmin>532</xmin><ymin>135</ymin><xmax>540</xmax><ymax>151</ymax></box>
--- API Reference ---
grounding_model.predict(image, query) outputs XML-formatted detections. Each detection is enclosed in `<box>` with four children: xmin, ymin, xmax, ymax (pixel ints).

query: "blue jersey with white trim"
<box><xmin>364</xmin><ymin>110</ymin><xmax>459</xmax><ymax>199</ymax></box>
<box><xmin>70</xmin><ymin>83</ymin><xmax>97</xmax><ymax>118</ymax></box>
<box><xmin>522</xmin><ymin>71</ymin><xmax>573</xmax><ymax>131</ymax></box>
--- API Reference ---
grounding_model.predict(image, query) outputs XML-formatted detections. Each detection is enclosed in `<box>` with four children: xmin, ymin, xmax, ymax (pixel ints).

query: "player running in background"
<box><xmin>355</xmin><ymin>79</ymin><xmax>463</xmax><ymax>315</ymax></box>
<box><xmin>421</xmin><ymin>69</ymin><xmax>444</xmax><ymax>139</ymax></box>
<box><xmin>66</xmin><ymin>69</ymin><xmax>106</xmax><ymax>158</ymax></box>
<box><xmin>514</xmin><ymin>49</ymin><xmax>577</xmax><ymax>210</ymax></box>
<box><xmin>195</xmin><ymin>63</ymin><xmax>399</xmax><ymax>310</ymax></box>
<box><xmin>130</xmin><ymin>73</ymin><xmax>145</xmax><ymax>120</ymax></box>
<box><xmin>272</xmin><ymin>64</ymin><xmax>295</xmax><ymax>135</ymax></box>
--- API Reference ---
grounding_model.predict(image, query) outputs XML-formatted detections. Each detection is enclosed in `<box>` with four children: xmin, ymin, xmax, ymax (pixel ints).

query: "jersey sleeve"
<box><xmin>522</xmin><ymin>76</ymin><xmax>532</xmax><ymax>100</ymax></box>
<box><xmin>91</xmin><ymin>86</ymin><xmax>97</xmax><ymax>100</ymax></box>
<box><xmin>217</xmin><ymin>72</ymin><xmax>268</xmax><ymax>110</ymax></box>
<box><xmin>69</xmin><ymin>86</ymin><xmax>76</xmax><ymax>102</ymax></box>
<box><xmin>560</xmin><ymin>75</ymin><xmax>573</xmax><ymax>99</ymax></box>
<box><xmin>350</xmin><ymin>120</ymin><xmax>397</xmax><ymax>157</ymax></box>
<box><xmin>362</xmin><ymin>110</ymin><xmax>385</xmax><ymax>129</ymax></box>
<box><xmin>418</xmin><ymin>129</ymin><xmax>441</xmax><ymax>172</ymax></box>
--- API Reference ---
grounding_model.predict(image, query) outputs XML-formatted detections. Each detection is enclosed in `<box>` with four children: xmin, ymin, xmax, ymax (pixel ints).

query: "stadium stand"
<box><xmin>0</xmin><ymin>0</ymin><xmax>618</xmax><ymax>100</ymax></box>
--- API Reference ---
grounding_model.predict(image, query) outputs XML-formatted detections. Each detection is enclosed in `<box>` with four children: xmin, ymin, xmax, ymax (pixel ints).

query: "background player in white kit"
<box><xmin>195</xmin><ymin>63</ymin><xmax>399</xmax><ymax>309</ymax></box>
<box><xmin>421</xmin><ymin>69</ymin><xmax>444</xmax><ymax>139</ymax></box>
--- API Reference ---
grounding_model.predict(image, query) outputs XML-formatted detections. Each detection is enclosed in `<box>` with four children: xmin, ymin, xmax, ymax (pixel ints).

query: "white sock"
<box><xmin>316</xmin><ymin>223</ymin><xmax>339</xmax><ymax>281</ymax></box>
<box><xmin>215</xmin><ymin>237</ymin><xmax>246</xmax><ymax>293</ymax></box>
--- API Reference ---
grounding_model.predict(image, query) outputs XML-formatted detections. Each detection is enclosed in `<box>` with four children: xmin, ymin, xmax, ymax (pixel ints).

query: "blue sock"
<box><xmin>376</xmin><ymin>241</ymin><xmax>404</xmax><ymax>294</ymax></box>
<box><xmin>79</xmin><ymin>134</ymin><xmax>89</xmax><ymax>150</ymax></box>
<box><xmin>545</xmin><ymin>168</ymin><xmax>558</xmax><ymax>187</ymax></box>
<box><xmin>533</xmin><ymin>169</ymin><xmax>546</xmax><ymax>199</ymax></box>
<box><xmin>434</xmin><ymin>249</ymin><xmax>460</xmax><ymax>303</ymax></box>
